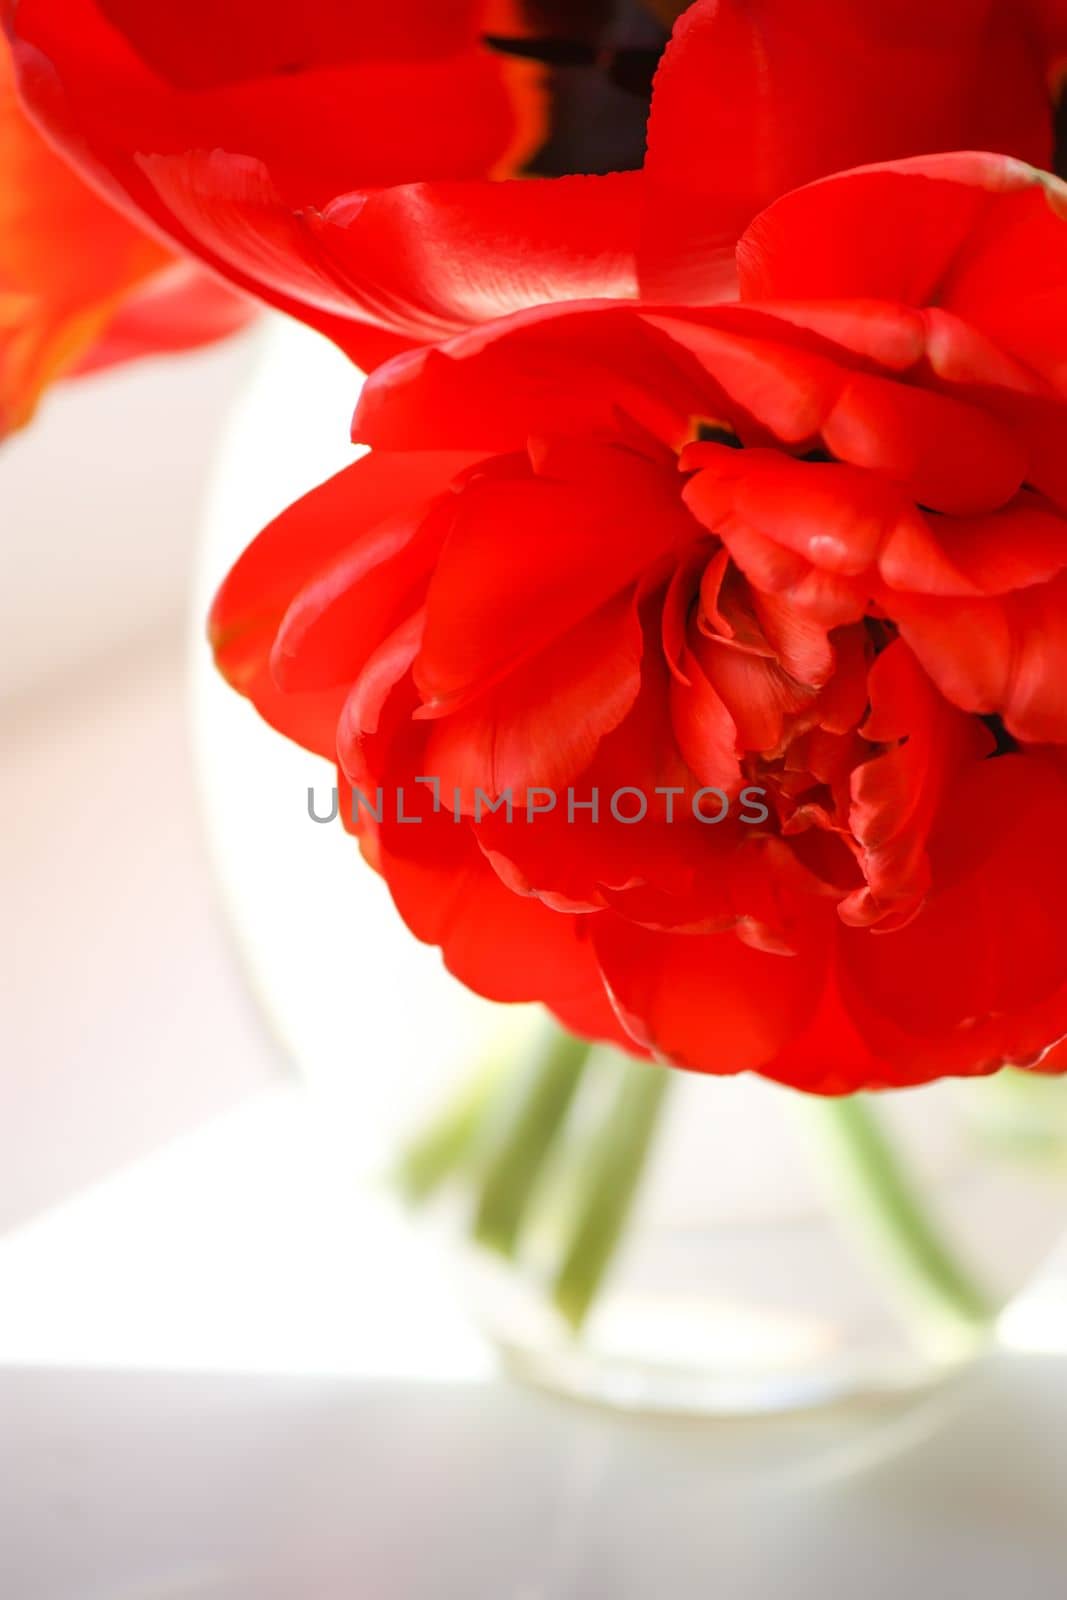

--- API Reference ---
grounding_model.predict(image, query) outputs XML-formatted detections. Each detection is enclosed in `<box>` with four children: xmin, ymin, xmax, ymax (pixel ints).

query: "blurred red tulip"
<box><xmin>0</xmin><ymin>39</ymin><xmax>250</xmax><ymax>434</ymax></box>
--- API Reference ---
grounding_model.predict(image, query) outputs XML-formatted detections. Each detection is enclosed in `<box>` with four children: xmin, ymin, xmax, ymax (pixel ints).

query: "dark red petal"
<box><xmin>94</xmin><ymin>1</ymin><xmax>485</xmax><ymax>87</ymax></box>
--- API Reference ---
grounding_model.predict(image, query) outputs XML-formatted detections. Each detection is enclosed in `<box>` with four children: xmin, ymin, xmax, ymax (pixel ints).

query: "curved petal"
<box><xmin>139</xmin><ymin>152</ymin><xmax>641</xmax><ymax>359</ymax></box>
<box><xmin>838</xmin><ymin>752</ymin><xmax>1067</xmax><ymax>1071</ymax></box>
<box><xmin>371</xmin><ymin>766</ymin><xmax>613</xmax><ymax>1017</ymax></box>
<box><xmin>683</xmin><ymin>625</ymin><xmax>818</xmax><ymax>760</ymax></box>
<box><xmin>738</xmin><ymin>155</ymin><xmax>1067</xmax><ymax>405</ymax></box>
<box><xmin>311</xmin><ymin>173</ymin><xmax>641</xmax><ymax>340</ymax></box>
<box><xmin>891</xmin><ymin>569</ymin><xmax>1067</xmax><ymax>742</ymax></box>
<box><xmin>209</xmin><ymin>451</ymin><xmax>475</xmax><ymax>707</ymax></box>
<box><xmin>414</xmin><ymin>441</ymin><xmax>696</xmax><ymax>709</ymax></box>
<box><xmin>841</xmin><ymin>640</ymin><xmax>993</xmax><ymax>931</ymax></box>
<box><xmin>423</xmin><ymin>589</ymin><xmax>644</xmax><ymax>809</ymax></box>
<box><xmin>355</xmin><ymin>301</ymin><xmax>710</xmax><ymax>453</ymax></box>
<box><xmin>475</xmin><ymin>626</ymin><xmax>728</xmax><ymax>919</ymax></box>
<box><xmin>592</xmin><ymin>911</ymin><xmax>830</xmax><ymax>1075</ymax></box>
<box><xmin>756</xmin><ymin>961</ymin><xmax>912</xmax><ymax>1094</ymax></box>
<box><xmin>640</xmin><ymin>0</ymin><xmax>1055</xmax><ymax>301</ymax></box>
<box><xmin>880</xmin><ymin>492</ymin><xmax>1067</xmax><ymax>598</ymax></box>
<box><xmin>669</xmin><ymin>316</ymin><xmax>1027</xmax><ymax>516</ymax></box>
<box><xmin>683</xmin><ymin>445</ymin><xmax>916</xmax><ymax>580</ymax></box>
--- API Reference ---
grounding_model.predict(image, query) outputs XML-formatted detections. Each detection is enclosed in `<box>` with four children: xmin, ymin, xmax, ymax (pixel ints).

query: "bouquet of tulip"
<box><xmin>7</xmin><ymin>0</ymin><xmax>1067</xmax><ymax>1409</ymax></box>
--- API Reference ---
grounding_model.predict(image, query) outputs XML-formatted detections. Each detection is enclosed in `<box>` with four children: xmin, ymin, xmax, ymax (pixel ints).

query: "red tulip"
<box><xmin>1</xmin><ymin>0</ymin><xmax>553</xmax><ymax>371</ymax></box>
<box><xmin>0</xmin><ymin>39</ymin><xmax>249</xmax><ymax>433</ymax></box>
<box><xmin>211</xmin><ymin>152</ymin><xmax>1067</xmax><ymax>1091</ymax></box>
<box><xmin>4</xmin><ymin>0</ymin><xmax>1062</xmax><ymax>370</ymax></box>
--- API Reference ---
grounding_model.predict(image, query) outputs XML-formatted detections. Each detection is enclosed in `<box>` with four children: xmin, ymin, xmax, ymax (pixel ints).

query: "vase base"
<box><xmin>491</xmin><ymin>1328</ymin><xmax>989</xmax><ymax>1420</ymax></box>
<box><xmin>466</xmin><ymin>1246</ymin><xmax>991</xmax><ymax>1421</ymax></box>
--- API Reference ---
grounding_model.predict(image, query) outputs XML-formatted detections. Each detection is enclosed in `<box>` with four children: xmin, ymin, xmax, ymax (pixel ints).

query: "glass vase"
<box><xmin>447</xmin><ymin>1050</ymin><xmax>1067</xmax><ymax>1415</ymax></box>
<box><xmin>192</xmin><ymin>317</ymin><xmax>1067</xmax><ymax>1418</ymax></box>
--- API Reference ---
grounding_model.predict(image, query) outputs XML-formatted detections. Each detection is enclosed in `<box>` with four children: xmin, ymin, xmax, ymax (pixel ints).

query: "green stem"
<box><xmin>471</xmin><ymin>1025</ymin><xmax>593</xmax><ymax>1258</ymax></box>
<box><xmin>394</xmin><ymin>1057</ymin><xmax>506</xmax><ymax>1204</ymax></box>
<box><xmin>802</xmin><ymin>1093</ymin><xmax>996</xmax><ymax>1352</ymax></box>
<box><xmin>552</xmin><ymin>1056</ymin><xmax>671</xmax><ymax>1330</ymax></box>
<box><xmin>398</xmin><ymin>1025</ymin><xmax>999</xmax><ymax>1359</ymax></box>
<box><xmin>969</xmin><ymin>1068</ymin><xmax>1067</xmax><ymax>1167</ymax></box>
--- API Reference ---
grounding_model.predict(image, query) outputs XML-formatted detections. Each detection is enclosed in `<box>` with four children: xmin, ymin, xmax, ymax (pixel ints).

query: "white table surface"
<box><xmin>3</xmin><ymin>1352</ymin><xmax>1067</xmax><ymax>1600</ymax></box>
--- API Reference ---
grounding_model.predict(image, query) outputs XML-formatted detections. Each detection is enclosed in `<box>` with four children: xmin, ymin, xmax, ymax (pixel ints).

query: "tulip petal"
<box><xmin>738</xmin><ymin>153</ymin><xmax>1067</xmax><ymax>398</ymax></box>
<box><xmin>356</xmin><ymin>301</ymin><xmax>710</xmax><ymax>453</ymax></box>
<box><xmin>414</xmin><ymin>442</ymin><xmax>696</xmax><ymax>708</ymax></box>
<box><xmin>209</xmin><ymin>452</ymin><xmax>477</xmax><ymax>738</ymax></box>
<box><xmin>839</xmin><ymin>753</ymin><xmax>1067</xmax><ymax>1063</ymax></box>
<box><xmin>640</xmin><ymin>0</ymin><xmax>1054</xmax><ymax>301</ymax></box>
<box><xmin>592</xmin><ymin>914</ymin><xmax>829</xmax><ymax>1075</ymax></box>
<box><xmin>140</xmin><ymin>152</ymin><xmax>643</xmax><ymax>357</ymax></box>
<box><xmin>892</xmin><ymin>570</ymin><xmax>1067</xmax><ymax>742</ymax></box>
<box><xmin>841</xmin><ymin>640</ymin><xmax>993</xmax><ymax>930</ymax></box>
<box><xmin>423</xmin><ymin>589</ymin><xmax>644</xmax><ymax>809</ymax></box>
